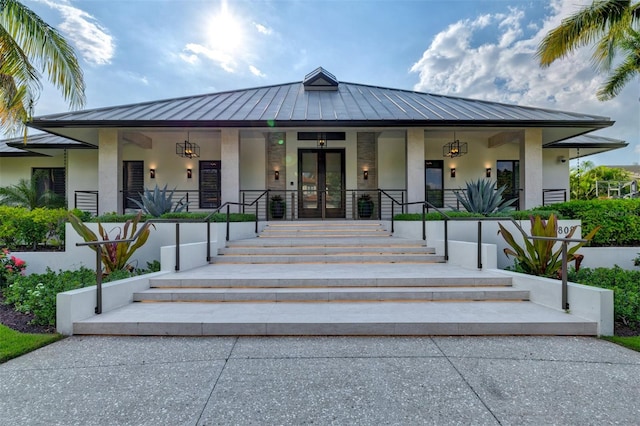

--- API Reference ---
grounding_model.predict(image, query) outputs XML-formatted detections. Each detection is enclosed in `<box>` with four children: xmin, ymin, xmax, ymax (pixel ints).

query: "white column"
<box><xmin>520</xmin><ymin>128</ymin><xmax>544</xmax><ymax>209</ymax></box>
<box><xmin>221</xmin><ymin>128</ymin><xmax>240</xmax><ymax>204</ymax></box>
<box><xmin>97</xmin><ymin>129</ymin><xmax>120</xmax><ymax>215</ymax></box>
<box><xmin>406</xmin><ymin>128</ymin><xmax>425</xmax><ymax>213</ymax></box>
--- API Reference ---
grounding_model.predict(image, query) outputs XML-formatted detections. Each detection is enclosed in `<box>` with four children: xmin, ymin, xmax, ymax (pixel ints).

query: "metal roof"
<box><xmin>0</xmin><ymin>133</ymin><xmax>93</xmax><ymax>157</ymax></box>
<box><xmin>545</xmin><ymin>133</ymin><xmax>627</xmax><ymax>149</ymax></box>
<box><xmin>28</xmin><ymin>77</ymin><xmax>613</xmax><ymax>130</ymax></box>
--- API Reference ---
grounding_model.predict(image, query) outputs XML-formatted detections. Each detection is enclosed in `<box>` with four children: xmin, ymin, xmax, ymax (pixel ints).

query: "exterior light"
<box><xmin>275</xmin><ymin>170</ymin><xmax>280</xmax><ymax>180</ymax></box>
<box><xmin>486</xmin><ymin>167</ymin><xmax>491</xmax><ymax>178</ymax></box>
<box><xmin>187</xmin><ymin>168</ymin><xmax>192</xmax><ymax>179</ymax></box>
<box><xmin>150</xmin><ymin>168</ymin><xmax>156</xmax><ymax>179</ymax></box>
<box><xmin>450</xmin><ymin>167</ymin><xmax>456</xmax><ymax>178</ymax></box>
<box><xmin>363</xmin><ymin>170</ymin><xmax>368</xmax><ymax>180</ymax></box>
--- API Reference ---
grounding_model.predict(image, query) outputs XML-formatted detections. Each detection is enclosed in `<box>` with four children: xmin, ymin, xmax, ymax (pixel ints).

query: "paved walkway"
<box><xmin>1</xmin><ymin>336</ymin><xmax>639</xmax><ymax>425</ymax></box>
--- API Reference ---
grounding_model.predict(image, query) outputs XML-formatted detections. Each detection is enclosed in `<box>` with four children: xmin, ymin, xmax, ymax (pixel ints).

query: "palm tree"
<box><xmin>536</xmin><ymin>0</ymin><xmax>640</xmax><ymax>100</ymax></box>
<box><xmin>0</xmin><ymin>173</ymin><xmax>64</xmax><ymax>209</ymax></box>
<box><xmin>0</xmin><ymin>0</ymin><xmax>85</xmax><ymax>134</ymax></box>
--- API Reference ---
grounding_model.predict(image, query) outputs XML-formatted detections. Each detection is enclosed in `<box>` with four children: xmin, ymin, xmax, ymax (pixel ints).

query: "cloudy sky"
<box><xmin>23</xmin><ymin>0</ymin><xmax>640</xmax><ymax>165</ymax></box>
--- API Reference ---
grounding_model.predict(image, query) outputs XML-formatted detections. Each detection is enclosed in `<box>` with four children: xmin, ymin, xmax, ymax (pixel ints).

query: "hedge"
<box><xmin>0</xmin><ymin>206</ymin><xmax>67</xmax><ymax>250</ymax></box>
<box><xmin>536</xmin><ymin>199</ymin><xmax>640</xmax><ymax>247</ymax></box>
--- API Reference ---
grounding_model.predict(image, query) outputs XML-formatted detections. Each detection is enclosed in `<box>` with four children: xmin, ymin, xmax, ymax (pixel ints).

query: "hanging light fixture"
<box><xmin>176</xmin><ymin>132</ymin><xmax>200</xmax><ymax>158</ymax></box>
<box><xmin>442</xmin><ymin>132</ymin><xmax>468</xmax><ymax>158</ymax></box>
<box><xmin>317</xmin><ymin>132</ymin><xmax>327</xmax><ymax>149</ymax></box>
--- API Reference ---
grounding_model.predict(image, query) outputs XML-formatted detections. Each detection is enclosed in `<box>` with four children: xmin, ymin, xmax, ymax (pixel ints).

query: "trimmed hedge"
<box><xmin>569</xmin><ymin>266</ymin><xmax>640</xmax><ymax>327</ymax></box>
<box><xmin>0</xmin><ymin>206</ymin><xmax>67</xmax><ymax>250</ymax></box>
<box><xmin>93</xmin><ymin>212</ymin><xmax>257</xmax><ymax>223</ymax></box>
<box><xmin>394</xmin><ymin>209</ymin><xmax>559</xmax><ymax>221</ymax></box>
<box><xmin>536</xmin><ymin>199</ymin><xmax>640</xmax><ymax>247</ymax></box>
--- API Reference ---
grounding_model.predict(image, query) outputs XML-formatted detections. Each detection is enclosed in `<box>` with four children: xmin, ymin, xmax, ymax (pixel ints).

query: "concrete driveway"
<box><xmin>1</xmin><ymin>336</ymin><xmax>639</xmax><ymax>425</ymax></box>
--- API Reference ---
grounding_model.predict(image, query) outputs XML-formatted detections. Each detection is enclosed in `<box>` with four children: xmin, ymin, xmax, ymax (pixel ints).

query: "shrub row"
<box><xmin>92</xmin><ymin>212</ymin><xmax>257</xmax><ymax>223</ymax></box>
<box><xmin>394</xmin><ymin>209</ymin><xmax>559</xmax><ymax>221</ymax></box>
<box><xmin>0</xmin><ymin>206</ymin><xmax>68</xmax><ymax>250</ymax></box>
<box><xmin>568</xmin><ymin>266</ymin><xmax>640</xmax><ymax>327</ymax></box>
<box><xmin>537</xmin><ymin>199</ymin><xmax>640</xmax><ymax>247</ymax></box>
<box><xmin>3</xmin><ymin>261</ymin><xmax>160</xmax><ymax>326</ymax></box>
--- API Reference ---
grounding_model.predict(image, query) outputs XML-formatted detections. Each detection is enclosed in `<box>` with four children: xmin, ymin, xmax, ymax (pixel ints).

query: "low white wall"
<box><xmin>498</xmin><ymin>269</ymin><xmax>614</xmax><ymax>336</ymax></box>
<box><xmin>394</xmin><ymin>219</ymin><xmax>582</xmax><ymax>269</ymax></box>
<box><xmin>579</xmin><ymin>247</ymin><xmax>640</xmax><ymax>270</ymax></box>
<box><xmin>56</xmin><ymin>271</ymin><xmax>168</xmax><ymax>335</ymax></box>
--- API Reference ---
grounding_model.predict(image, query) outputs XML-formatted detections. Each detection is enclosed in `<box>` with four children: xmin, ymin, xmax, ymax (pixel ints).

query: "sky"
<box><xmin>21</xmin><ymin>0</ymin><xmax>640</xmax><ymax>165</ymax></box>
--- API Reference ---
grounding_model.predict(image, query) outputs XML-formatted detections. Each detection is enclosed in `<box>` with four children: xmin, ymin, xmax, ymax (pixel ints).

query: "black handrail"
<box><xmin>76</xmin><ymin>191</ymin><xmax>269</xmax><ymax>315</ymax></box>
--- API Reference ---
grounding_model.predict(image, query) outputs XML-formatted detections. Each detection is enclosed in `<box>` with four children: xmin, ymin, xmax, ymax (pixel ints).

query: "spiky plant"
<box><xmin>128</xmin><ymin>184</ymin><xmax>189</xmax><ymax>217</ymax></box>
<box><xmin>451</xmin><ymin>179</ymin><xmax>516</xmax><ymax>215</ymax></box>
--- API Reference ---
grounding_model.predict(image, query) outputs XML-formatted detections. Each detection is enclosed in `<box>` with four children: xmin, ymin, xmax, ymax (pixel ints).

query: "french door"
<box><xmin>298</xmin><ymin>149</ymin><xmax>345</xmax><ymax>218</ymax></box>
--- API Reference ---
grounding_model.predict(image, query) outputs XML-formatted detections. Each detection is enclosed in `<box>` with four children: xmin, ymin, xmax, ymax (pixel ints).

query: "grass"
<box><xmin>603</xmin><ymin>336</ymin><xmax>640</xmax><ymax>352</ymax></box>
<box><xmin>0</xmin><ymin>324</ymin><xmax>63</xmax><ymax>364</ymax></box>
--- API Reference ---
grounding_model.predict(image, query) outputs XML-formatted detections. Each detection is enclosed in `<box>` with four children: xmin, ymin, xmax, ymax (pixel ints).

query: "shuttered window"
<box><xmin>32</xmin><ymin>167</ymin><xmax>66</xmax><ymax>199</ymax></box>
<box><xmin>123</xmin><ymin>161</ymin><xmax>144</xmax><ymax>209</ymax></box>
<box><xmin>199</xmin><ymin>161</ymin><xmax>221</xmax><ymax>209</ymax></box>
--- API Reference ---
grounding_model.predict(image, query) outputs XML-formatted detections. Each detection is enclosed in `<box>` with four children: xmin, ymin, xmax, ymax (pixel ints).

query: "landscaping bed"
<box><xmin>0</xmin><ymin>290</ymin><xmax>55</xmax><ymax>334</ymax></box>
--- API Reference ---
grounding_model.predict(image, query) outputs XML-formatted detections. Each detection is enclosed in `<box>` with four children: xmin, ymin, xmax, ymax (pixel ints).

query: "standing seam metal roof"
<box><xmin>29</xmin><ymin>80</ymin><xmax>612</xmax><ymax>126</ymax></box>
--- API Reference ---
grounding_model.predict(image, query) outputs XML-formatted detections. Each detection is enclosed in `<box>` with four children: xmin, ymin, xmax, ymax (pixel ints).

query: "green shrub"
<box><xmin>540</xmin><ymin>199</ymin><xmax>640</xmax><ymax>247</ymax></box>
<box><xmin>3</xmin><ymin>262</ymin><xmax>161</xmax><ymax>326</ymax></box>
<box><xmin>569</xmin><ymin>266</ymin><xmax>640</xmax><ymax>327</ymax></box>
<box><xmin>394</xmin><ymin>210</ymin><xmax>558</xmax><ymax>221</ymax></box>
<box><xmin>0</xmin><ymin>206</ymin><xmax>67</xmax><ymax>249</ymax></box>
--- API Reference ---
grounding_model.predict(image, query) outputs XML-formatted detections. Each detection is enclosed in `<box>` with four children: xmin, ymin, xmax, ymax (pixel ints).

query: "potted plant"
<box><xmin>270</xmin><ymin>194</ymin><xmax>286</xmax><ymax>219</ymax></box>
<box><xmin>357</xmin><ymin>193</ymin><xmax>374</xmax><ymax>219</ymax></box>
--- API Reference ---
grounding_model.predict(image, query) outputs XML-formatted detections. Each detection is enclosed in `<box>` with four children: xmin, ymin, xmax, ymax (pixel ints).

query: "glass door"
<box><xmin>497</xmin><ymin>160</ymin><xmax>520</xmax><ymax>209</ymax></box>
<box><xmin>298</xmin><ymin>149</ymin><xmax>345</xmax><ymax>218</ymax></box>
<box><xmin>425</xmin><ymin>160</ymin><xmax>444</xmax><ymax>208</ymax></box>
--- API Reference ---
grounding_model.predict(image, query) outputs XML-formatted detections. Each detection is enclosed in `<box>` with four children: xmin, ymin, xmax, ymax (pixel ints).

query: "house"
<box><xmin>0</xmin><ymin>67</ymin><xmax>627</xmax><ymax>217</ymax></box>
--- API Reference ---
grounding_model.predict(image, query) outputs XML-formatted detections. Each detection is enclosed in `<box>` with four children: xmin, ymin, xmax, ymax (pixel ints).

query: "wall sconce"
<box><xmin>363</xmin><ymin>170</ymin><xmax>369</xmax><ymax>180</ymax></box>
<box><xmin>486</xmin><ymin>167</ymin><xmax>491</xmax><ymax>178</ymax></box>
<box><xmin>187</xmin><ymin>168</ymin><xmax>192</xmax><ymax>179</ymax></box>
<box><xmin>274</xmin><ymin>170</ymin><xmax>280</xmax><ymax>180</ymax></box>
<box><xmin>150</xmin><ymin>168</ymin><xmax>156</xmax><ymax>179</ymax></box>
<box><xmin>450</xmin><ymin>167</ymin><xmax>456</xmax><ymax>178</ymax></box>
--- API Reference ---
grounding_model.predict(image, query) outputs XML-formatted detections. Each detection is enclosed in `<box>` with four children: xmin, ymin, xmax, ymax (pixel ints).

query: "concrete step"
<box><xmin>148</xmin><ymin>275</ymin><xmax>514</xmax><ymax>289</ymax></box>
<box><xmin>227</xmin><ymin>237</ymin><xmax>427</xmax><ymax>248</ymax></box>
<box><xmin>133</xmin><ymin>287</ymin><xmax>530</xmax><ymax>303</ymax></box>
<box><xmin>72</xmin><ymin>301</ymin><xmax>598</xmax><ymax>336</ymax></box>
<box><xmin>211</xmin><ymin>254</ymin><xmax>446</xmax><ymax>264</ymax></box>
<box><xmin>218</xmin><ymin>246</ymin><xmax>436</xmax><ymax>255</ymax></box>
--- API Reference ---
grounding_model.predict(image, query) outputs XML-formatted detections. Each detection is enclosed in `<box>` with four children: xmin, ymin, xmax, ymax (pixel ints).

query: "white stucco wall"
<box><xmin>239</xmin><ymin>133</ymin><xmax>266</xmax><ymax>190</ymax></box>
<box><xmin>0</xmin><ymin>150</ymin><xmax>66</xmax><ymax>186</ymax></box>
<box><xmin>378</xmin><ymin>130</ymin><xmax>406</xmax><ymax>190</ymax></box>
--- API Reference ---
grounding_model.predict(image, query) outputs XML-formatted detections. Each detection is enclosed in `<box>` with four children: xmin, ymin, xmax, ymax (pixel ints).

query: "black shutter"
<box><xmin>123</xmin><ymin>161</ymin><xmax>144</xmax><ymax>209</ymax></box>
<box><xmin>199</xmin><ymin>161</ymin><xmax>221</xmax><ymax>208</ymax></box>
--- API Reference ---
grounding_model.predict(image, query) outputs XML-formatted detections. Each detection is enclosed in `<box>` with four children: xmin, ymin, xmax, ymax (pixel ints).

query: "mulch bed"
<box><xmin>0</xmin><ymin>290</ymin><xmax>55</xmax><ymax>334</ymax></box>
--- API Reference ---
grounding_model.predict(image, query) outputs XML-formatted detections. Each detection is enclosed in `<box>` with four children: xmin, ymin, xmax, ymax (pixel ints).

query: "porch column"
<box><xmin>221</xmin><ymin>128</ymin><xmax>240</xmax><ymax>205</ymax></box>
<box><xmin>97</xmin><ymin>129</ymin><xmax>121</xmax><ymax>215</ymax></box>
<box><xmin>520</xmin><ymin>128</ymin><xmax>543</xmax><ymax>209</ymax></box>
<box><xmin>406</xmin><ymin>128</ymin><xmax>425</xmax><ymax>213</ymax></box>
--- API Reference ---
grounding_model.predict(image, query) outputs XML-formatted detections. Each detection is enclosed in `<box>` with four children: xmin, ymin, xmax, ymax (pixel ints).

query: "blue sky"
<box><xmin>23</xmin><ymin>0</ymin><xmax>640</xmax><ymax>165</ymax></box>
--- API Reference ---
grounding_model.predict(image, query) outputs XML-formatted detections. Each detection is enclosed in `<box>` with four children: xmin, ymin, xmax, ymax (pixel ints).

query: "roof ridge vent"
<box><xmin>303</xmin><ymin>67</ymin><xmax>338</xmax><ymax>91</ymax></box>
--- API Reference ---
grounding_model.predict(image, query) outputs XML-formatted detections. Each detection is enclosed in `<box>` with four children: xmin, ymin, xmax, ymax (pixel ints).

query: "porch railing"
<box><xmin>542</xmin><ymin>189</ymin><xmax>567</xmax><ymax>206</ymax></box>
<box><xmin>74</xmin><ymin>191</ymin><xmax>98</xmax><ymax>216</ymax></box>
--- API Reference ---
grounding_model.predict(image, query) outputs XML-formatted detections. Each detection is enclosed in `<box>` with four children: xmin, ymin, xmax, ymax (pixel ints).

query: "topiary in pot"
<box><xmin>358</xmin><ymin>193</ymin><xmax>374</xmax><ymax>219</ymax></box>
<box><xmin>270</xmin><ymin>195</ymin><xmax>286</xmax><ymax>219</ymax></box>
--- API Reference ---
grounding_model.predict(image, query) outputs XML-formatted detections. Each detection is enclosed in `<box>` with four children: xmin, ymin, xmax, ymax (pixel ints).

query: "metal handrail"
<box><xmin>76</xmin><ymin>191</ymin><xmax>268</xmax><ymax>315</ymax></box>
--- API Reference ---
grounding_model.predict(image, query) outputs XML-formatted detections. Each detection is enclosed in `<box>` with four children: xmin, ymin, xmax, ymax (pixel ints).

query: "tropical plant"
<box><xmin>67</xmin><ymin>211</ymin><xmax>154</xmax><ymax>273</ymax></box>
<box><xmin>498</xmin><ymin>214</ymin><xmax>600</xmax><ymax>277</ymax></box>
<box><xmin>451</xmin><ymin>179</ymin><xmax>516</xmax><ymax>215</ymax></box>
<box><xmin>537</xmin><ymin>0</ymin><xmax>640</xmax><ymax>100</ymax></box>
<box><xmin>128</xmin><ymin>184</ymin><xmax>189</xmax><ymax>217</ymax></box>
<box><xmin>0</xmin><ymin>173</ymin><xmax>64</xmax><ymax>209</ymax></box>
<box><xmin>0</xmin><ymin>0</ymin><xmax>85</xmax><ymax>134</ymax></box>
<box><xmin>570</xmin><ymin>161</ymin><xmax>632</xmax><ymax>199</ymax></box>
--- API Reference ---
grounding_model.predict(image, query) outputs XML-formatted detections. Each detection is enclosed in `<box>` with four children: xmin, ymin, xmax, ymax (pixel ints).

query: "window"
<box><xmin>425</xmin><ymin>160</ymin><xmax>444</xmax><ymax>208</ymax></box>
<box><xmin>32</xmin><ymin>167</ymin><xmax>65</xmax><ymax>201</ymax></box>
<box><xmin>496</xmin><ymin>160</ymin><xmax>520</xmax><ymax>209</ymax></box>
<box><xmin>200</xmin><ymin>161</ymin><xmax>221</xmax><ymax>208</ymax></box>
<box><xmin>123</xmin><ymin>161</ymin><xmax>144</xmax><ymax>209</ymax></box>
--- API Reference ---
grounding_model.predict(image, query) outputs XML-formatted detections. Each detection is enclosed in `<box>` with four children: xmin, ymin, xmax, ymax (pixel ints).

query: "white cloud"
<box><xmin>409</xmin><ymin>0</ymin><xmax>639</xmax><ymax>164</ymax></box>
<box><xmin>37</xmin><ymin>0</ymin><xmax>114</xmax><ymax>65</ymax></box>
<box><xmin>249</xmin><ymin>65</ymin><xmax>265</xmax><ymax>77</ymax></box>
<box><xmin>182</xmin><ymin>43</ymin><xmax>236</xmax><ymax>73</ymax></box>
<box><xmin>254</xmin><ymin>22</ymin><xmax>272</xmax><ymax>35</ymax></box>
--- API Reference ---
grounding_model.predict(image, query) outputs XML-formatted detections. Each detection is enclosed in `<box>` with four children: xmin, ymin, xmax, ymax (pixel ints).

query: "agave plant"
<box><xmin>498</xmin><ymin>214</ymin><xmax>600</xmax><ymax>278</ymax></box>
<box><xmin>68</xmin><ymin>211</ymin><xmax>154</xmax><ymax>273</ymax></box>
<box><xmin>452</xmin><ymin>179</ymin><xmax>515</xmax><ymax>215</ymax></box>
<box><xmin>128</xmin><ymin>184</ymin><xmax>189</xmax><ymax>217</ymax></box>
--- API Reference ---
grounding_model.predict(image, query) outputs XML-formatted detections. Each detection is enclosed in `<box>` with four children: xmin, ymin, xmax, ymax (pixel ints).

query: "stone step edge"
<box><xmin>147</xmin><ymin>280</ymin><xmax>514</xmax><ymax>288</ymax></box>
<box><xmin>72</xmin><ymin>321</ymin><xmax>598</xmax><ymax>336</ymax></box>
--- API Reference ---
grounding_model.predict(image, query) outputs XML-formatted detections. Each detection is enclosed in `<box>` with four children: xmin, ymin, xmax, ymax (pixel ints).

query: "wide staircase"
<box><xmin>73</xmin><ymin>221</ymin><xmax>598</xmax><ymax>336</ymax></box>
